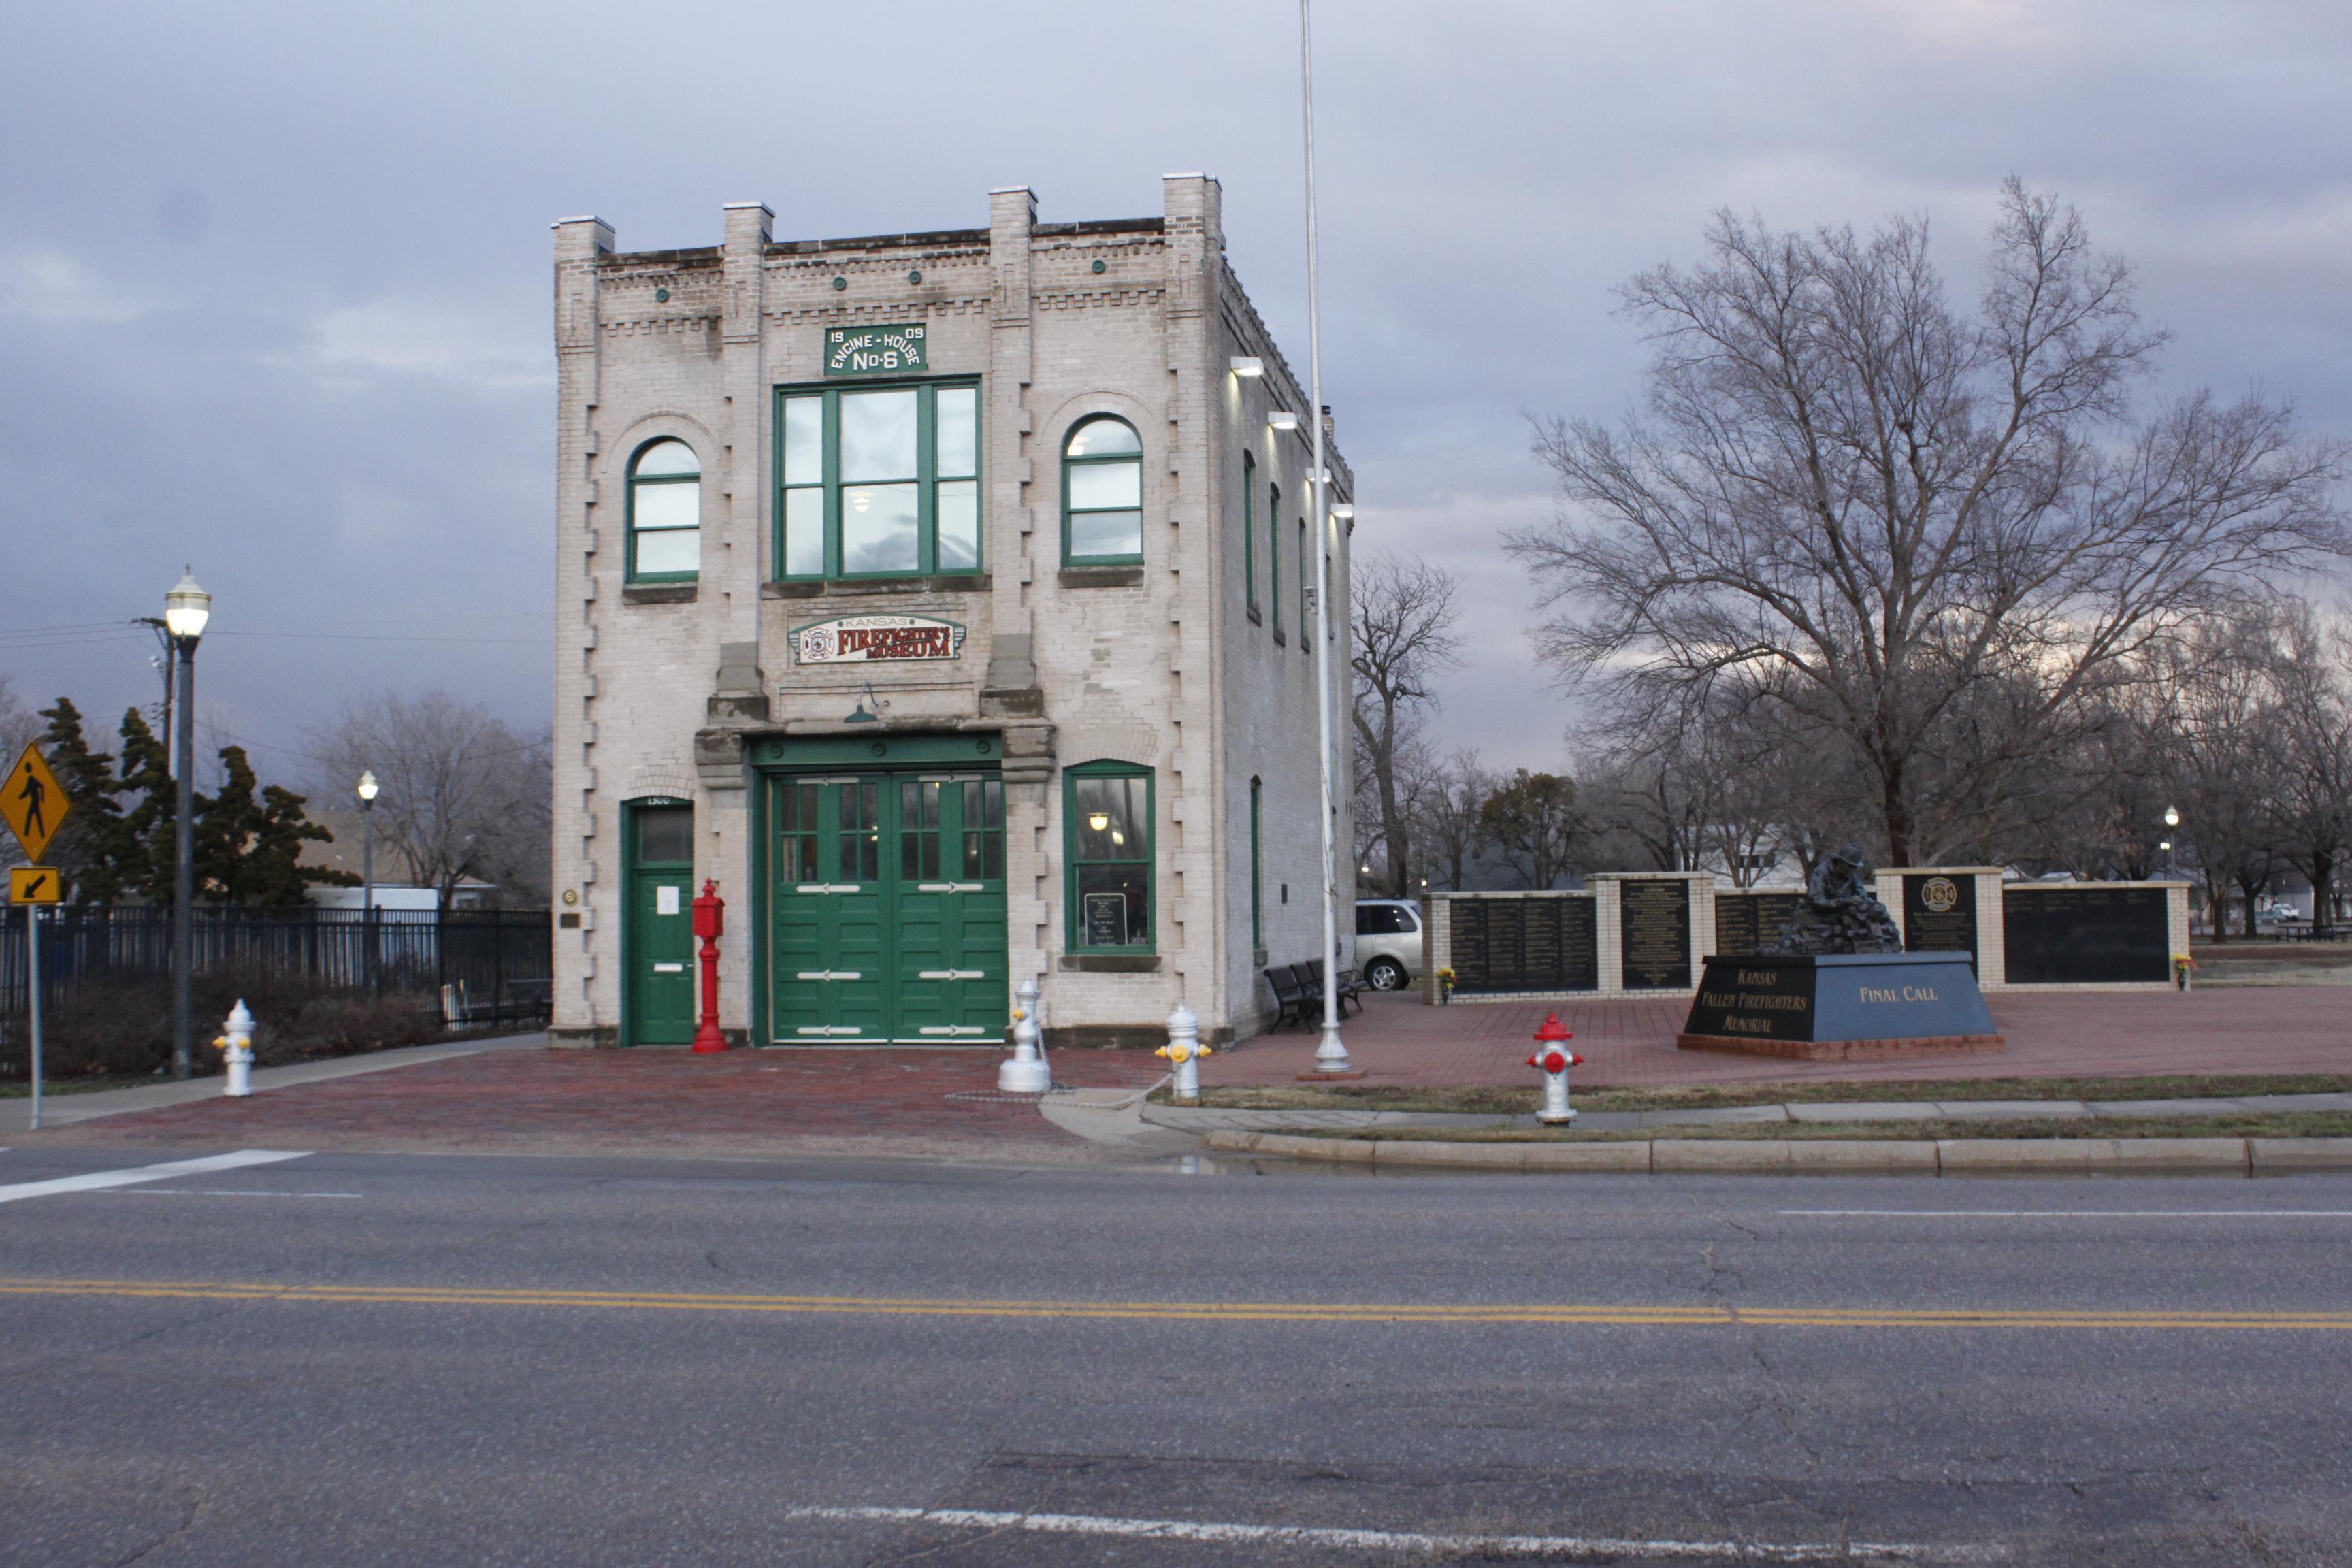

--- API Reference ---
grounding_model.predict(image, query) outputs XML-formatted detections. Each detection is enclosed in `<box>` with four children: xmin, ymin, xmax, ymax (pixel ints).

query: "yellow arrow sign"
<box><xmin>1</xmin><ymin>742</ymin><xmax>69</xmax><ymax>864</ymax></box>
<box><xmin>8</xmin><ymin>866</ymin><xmax>61</xmax><ymax>904</ymax></box>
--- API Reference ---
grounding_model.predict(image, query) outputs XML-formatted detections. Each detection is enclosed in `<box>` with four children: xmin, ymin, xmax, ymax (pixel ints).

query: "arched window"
<box><xmin>628</xmin><ymin>439</ymin><xmax>700</xmax><ymax>581</ymax></box>
<box><xmin>1062</xmin><ymin>416</ymin><xmax>1143</xmax><ymax>566</ymax></box>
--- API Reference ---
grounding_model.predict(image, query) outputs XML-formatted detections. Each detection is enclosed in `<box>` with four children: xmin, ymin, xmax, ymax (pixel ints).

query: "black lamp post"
<box><xmin>163</xmin><ymin>570</ymin><xmax>211</xmax><ymax>1080</ymax></box>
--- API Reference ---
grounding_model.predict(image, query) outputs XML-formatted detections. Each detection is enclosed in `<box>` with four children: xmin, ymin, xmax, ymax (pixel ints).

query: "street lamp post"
<box><xmin>163</xmin><ymin>570</ymin><xmax>210</xmax><ymax>1080</ymax></box>
<box><xmin>1299</xmin><ymin>0</ymin><xmax>1351</xmax><ymax>1075</ymax></box>
<box><xmin>357</xmin><ymin>771</ymin><xmax>380</xmax><ymax>997</ymax></box>
<box><xmin>2163</xmin><ymin>805</ymin><xmax>2180</xmax><ymax>879</ymax></box>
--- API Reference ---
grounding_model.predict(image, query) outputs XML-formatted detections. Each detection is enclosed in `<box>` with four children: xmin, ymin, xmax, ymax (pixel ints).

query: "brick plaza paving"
<box><xmin>1205</xmin><ymin>986</ymin><xmax>2352</xmax><ymax>1090</ymax></box>
<box><xmin>34</xmin><ymin>1046</ymin><xmax>1166</xmax><ymax>1162</ymax></box>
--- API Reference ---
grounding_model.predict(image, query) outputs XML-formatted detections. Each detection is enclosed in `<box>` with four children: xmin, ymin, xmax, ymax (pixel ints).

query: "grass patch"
<box><xmin>0</xmin><ymin>1075</ymin><xmax>155</xmax><ymax>1098</ymax></box>
<box><xmin>1170</xmin><ymin>1073</ymin><xmax>2352</xmax><ymax>1115</ymax></box>
<box><xmin>1290</xmin><ymin>1111</ymin><xmax>2352</xmax><ymax>1143</ymax></box>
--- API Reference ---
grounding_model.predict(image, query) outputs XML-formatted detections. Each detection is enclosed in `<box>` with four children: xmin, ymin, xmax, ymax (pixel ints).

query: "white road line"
<box><xmin>97</xmin><ymin>1189</ymin><xmax>360</xmax><ymax>1199</ymax></box>
<box><xmin>781</xmin><ymin>1505</ymin><xmax>1991</xmax><ymax>1562</ymax></box>
<box><xmin>1781</xmin><ymin>1210</ymin><xmax>2352</xmax><ymax>1220</ymax></box>
<box><xmin>0</xmin><ymin>1152</ymin><xmax>309</xmax><ymax>1205</ymax></box>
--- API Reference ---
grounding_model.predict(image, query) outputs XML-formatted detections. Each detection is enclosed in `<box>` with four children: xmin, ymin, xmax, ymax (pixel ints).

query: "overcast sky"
<box><xmin>3</xmin><ymin>0</ymin><xmax>2347</xmax><ymax>790</ymax></box>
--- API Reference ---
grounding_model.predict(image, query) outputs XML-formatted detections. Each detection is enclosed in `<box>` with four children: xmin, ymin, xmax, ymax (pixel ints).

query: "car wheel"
<box><xmin>1365</xmin><ymin>958</ymin><xmax>1407</xmax><ymax>991</ymax></box>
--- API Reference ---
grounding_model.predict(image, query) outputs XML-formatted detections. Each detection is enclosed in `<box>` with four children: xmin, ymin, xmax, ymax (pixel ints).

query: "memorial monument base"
<box><xmin>1677</xmin><ymin>951</ymin><xmax>2005</xmax><ymax>1060</ymax></box>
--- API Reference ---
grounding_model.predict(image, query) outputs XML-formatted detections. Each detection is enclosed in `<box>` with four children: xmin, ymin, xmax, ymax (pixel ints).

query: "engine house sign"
<box><xmin>824</xmin><ymin>323</ymin><xmax>927</xmax><ymax>376</ymax></box>
<box><xmin>793</xmin><ymin>614</ymin><xmax>966</xmax><ymax>664</ymax></box>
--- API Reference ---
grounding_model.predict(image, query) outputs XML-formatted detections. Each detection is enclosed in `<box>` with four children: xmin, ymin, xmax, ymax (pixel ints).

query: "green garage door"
<box><xmin>769</xmin><ymin>772</ymin><xmax>1006</xmax><ymax>1044</ymax></box>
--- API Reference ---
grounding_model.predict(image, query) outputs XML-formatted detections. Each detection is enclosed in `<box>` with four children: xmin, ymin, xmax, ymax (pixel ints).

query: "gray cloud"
<box><xmin>3</xmin><ymin>0</ymin><xmax>2346</xmax><ymax>778</ymax></box>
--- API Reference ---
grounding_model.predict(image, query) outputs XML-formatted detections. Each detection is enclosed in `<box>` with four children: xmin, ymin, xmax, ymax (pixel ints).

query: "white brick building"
<box><xmin>549</xmin><ymin>178</ymin><xmax>1354</xmax><ymax>1049</ymax></box>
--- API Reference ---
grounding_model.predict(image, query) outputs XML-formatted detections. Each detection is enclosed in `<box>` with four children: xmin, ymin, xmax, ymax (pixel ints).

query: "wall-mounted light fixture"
<box><xmin>1268</xmin><ymin>410</ymin><xmax>1298</xmax><ymax>432</ymax></box>
<box><xmin>1331</xmin><ymin>503</ymin><xmax>1355</xmax><ymax>521</ymax></box>
<box><xmin>1229</xmin><ymin>356</ymin><xmax>1264</xmax><ymax>378</ymax></box>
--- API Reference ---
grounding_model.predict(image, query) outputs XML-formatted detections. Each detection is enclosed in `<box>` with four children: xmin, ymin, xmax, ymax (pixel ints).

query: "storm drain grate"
<box><xmin>943</xmin><ymin>1085</ymin><xmax>1075</xmax><ymax>1105</ymax></box>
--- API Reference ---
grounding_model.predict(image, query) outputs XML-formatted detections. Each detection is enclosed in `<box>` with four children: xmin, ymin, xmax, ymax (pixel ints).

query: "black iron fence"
<box><xmin>0</xmin><ymin>906</ymin><xmax>552</xmax><ymax>1022</ymax></box>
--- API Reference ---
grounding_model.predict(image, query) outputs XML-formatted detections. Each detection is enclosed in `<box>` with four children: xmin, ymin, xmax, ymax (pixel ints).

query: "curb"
<box><xmin>1200</xmin><ymin>1131</ymin><xmax>2352</xmax><ymax>1177</ymax></box>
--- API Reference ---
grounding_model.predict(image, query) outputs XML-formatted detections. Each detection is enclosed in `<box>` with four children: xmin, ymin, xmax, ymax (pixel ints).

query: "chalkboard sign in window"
<box><xmin>1448</xmin><ymin>896</ymin><xmax>1597</xmax><ymax>993</ymax></box>
<box><xmin>2003</xmin><ymin>885</ymin><xmax>2169</xmax><ymax>984</ymax></box>
<box><xmin>1065</xmin><ymin>762</ymin><xmax>1153</xmax><ymax>951</ymax></box>
<box><xmin>1713</xmin><ymin>892</ymin><xmax>1803</xmax><ymax>958</ymax></box>
<box><xmin>1619</xmin><ymin>879</ymin><xmax>1693</xmax><ymax>989</ymax></box>
<box><xmin>1904</xmin><ymin>873</ymin><xmax>1980</xmax><ymax>973</ymax></box>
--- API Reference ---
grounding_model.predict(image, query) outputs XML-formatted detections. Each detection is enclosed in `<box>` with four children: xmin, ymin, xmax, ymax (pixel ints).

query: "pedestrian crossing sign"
<box><xmin>1</xmin><ymin>742</ymin><xmax>69</xmax><ymax>864</ymax></box>
<box><xmin>9</xmin><ymin>866</ymin><xmax>61</xmax><ymax>904</ymax></box>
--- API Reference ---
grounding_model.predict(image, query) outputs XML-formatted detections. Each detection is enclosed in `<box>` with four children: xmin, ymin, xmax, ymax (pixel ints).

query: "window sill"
<box><xmin>1058</xmin><ymin>566</ymin><xmax>1145</xmax><ymax>589</ymax></box>
<box><xmin>1058</xmin><ymin>953</ymin><xmax>1162</xmax><ymax>973</ymax></box>
<box><xmin>1272</xmin><ymin>627</ymin><xmax>1287</xmax><ymax>647</ymax></box>
<box><xmin>623</xmin><ymin>583</ymin><xmax>698</xmax><ymax>604</ymax></box>
<box><xmin>1246</xmin><ymin>605</ymin><xmax>1262</xmax><ymax>626</ymax></box>
<box><xmin>763</xmin><ymin>574</ymin><xmax>991</xmax><ymax>599</ymax></box>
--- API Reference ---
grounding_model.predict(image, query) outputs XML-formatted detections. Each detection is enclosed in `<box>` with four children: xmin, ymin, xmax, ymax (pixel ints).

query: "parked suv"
<box><xmin>1353</xmin><ymin>899</ymin><xmax>1424</xmax><ymax>991</ymax></box>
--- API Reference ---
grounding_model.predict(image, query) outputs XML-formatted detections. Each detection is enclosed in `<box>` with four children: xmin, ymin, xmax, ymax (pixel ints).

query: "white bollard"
<box><xmin>999</xmin><ymin>975</ymin><xmax>1051</xmax><ymax>1094</ymax></box>
<box><xmin>218</xmin><ymin>998</ymin><xmax>257</xmax><ymax>1098</ymax></box>
<box><xmin>1158</xmin><ymin>1001</ymin><xmax>1208</xmax><ymax>1102</ymax></box>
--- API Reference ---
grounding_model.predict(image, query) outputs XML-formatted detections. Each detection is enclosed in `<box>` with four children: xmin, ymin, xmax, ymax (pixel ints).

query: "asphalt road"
<box><xmin>2</xmin><ymin>1142</ymin><xmax>2349</xmax><ymax>1566</ymax></box>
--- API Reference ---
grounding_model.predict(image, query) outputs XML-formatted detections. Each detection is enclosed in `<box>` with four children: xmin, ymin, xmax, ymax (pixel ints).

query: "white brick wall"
<box><xmin>549</xmin><ymin>181</ymin><xmax>1353</xmax><ymax>1045</ymax></box>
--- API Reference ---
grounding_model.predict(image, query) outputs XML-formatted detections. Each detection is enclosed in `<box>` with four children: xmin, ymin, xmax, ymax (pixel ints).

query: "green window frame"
<box><xmin>1250</xmin><ymin>776</ymin><xmax>1264</xmax><ymax>950</ymax></box>
<box><xmin>1062</xmin><ymin>415</ymin><xmax>1145</xmax><ymax>566</ymax></box>
<box><xmin>774</xmin><ymin>379</ymin><xmax>981</xmax><ymax>581</ymax></box>
<box><xmin>1064</xmin><ymin>761</ymin><xmax>1154</xmax><ymax>953</ymax></box>
<box><xmin>1241</xmin><ymin>452</ymin><xmax>1258</xmax><ymax>612</ymax></box>
<box><xmin>627</xmin><ymin>438</ymin><xmax>701</xmax><ymax>583</ymax></box>
<box><xmin>1298</xmin><ymin>517</ymin><xmax>1311</xmax><ymax>650</ymax></box>
<box><xmin>1268</xmin><ymin>481</ymin><xmax>1282</xmax><ymax>636</ymax></box>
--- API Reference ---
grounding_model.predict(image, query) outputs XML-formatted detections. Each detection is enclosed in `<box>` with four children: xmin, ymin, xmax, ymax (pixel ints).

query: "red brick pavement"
<box><xmin>1204</xmin><ymin>987</ymin><xmax>2352</xmax><ymax>1089</ymax></box>
<box><xmin>44</xmin><ymin>1047</ymin><xmax>1166</xmax><ymax>1161</ymax></box>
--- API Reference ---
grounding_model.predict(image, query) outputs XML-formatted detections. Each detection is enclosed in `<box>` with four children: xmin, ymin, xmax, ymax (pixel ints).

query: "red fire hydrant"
<box><xmin>691</xmin><ymin>879</ymin><xmax>728</xmax><ymax>1054</ymax></box>
<box><xmin>1526</xmin><ymin>1012</ymin><xmax>1584</xmax><ymax>1125</ymax></box>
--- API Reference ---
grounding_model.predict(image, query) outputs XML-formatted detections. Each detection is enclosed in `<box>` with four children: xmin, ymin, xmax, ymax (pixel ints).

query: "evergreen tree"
<box><xmin>191</xmin><ymin>746</ymin><xmax>351</xmax><ymax>904</ymax></box>
<box><xmin>112</xmin><ymin>707</ymin><xmax>176</xmax><ymax>904</ymax></box>
<box><xmin>35</xmin><ymin>699</ymin><xmax>129</xmax><ymax>902</ymax></box>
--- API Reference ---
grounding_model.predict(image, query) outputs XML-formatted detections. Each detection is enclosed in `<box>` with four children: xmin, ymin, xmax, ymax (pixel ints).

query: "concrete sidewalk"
<box><xmin>1143</xmin><ymin>1090</ymin><xmax>2352</xmax><ymax>1135</ymax></box>
<box><xmin>0</xmin><ymin>1032</ymin><xmax>551</xmax><ymax>1135</ymax></box>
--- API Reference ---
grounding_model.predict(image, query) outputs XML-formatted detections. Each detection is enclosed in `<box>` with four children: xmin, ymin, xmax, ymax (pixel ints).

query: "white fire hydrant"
<box><xmin>1000</xmin><ymin>975</ymin><xmax>1051</xmax><ymax>1094</ymax></box>
<box><xmin>1157</xmin><ymin>1001</ymin><xmax>1209</xmax><ymax>1102</ymax></box>
<box><xmin>217</xmin><ymin>999</ymin><xmax>257</xmax><ymax>1098</ymax></box>
<box><xmin>1526</xmin><ymin>1012</ymin><xmax>1584</xmax><ymax>1125</ymax></box>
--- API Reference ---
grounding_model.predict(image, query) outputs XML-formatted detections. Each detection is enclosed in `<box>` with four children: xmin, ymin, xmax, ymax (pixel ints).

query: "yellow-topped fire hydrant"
<box><xmin>1157</xmin><ymin>1001</ymin><xmax>1209</xmax><ymax>1103</ymax></box>
<box><xmin>215</xmin><ymin>999</ymin><xmax>256</xmax><ymax>1098</ymax></box>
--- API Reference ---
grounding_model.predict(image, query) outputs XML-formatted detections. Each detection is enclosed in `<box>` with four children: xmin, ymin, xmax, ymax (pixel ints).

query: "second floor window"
<box><xmin>1063</xmin><ymin>416</ymin><xmax>1144</xmax><ymax>565</ymax></box>
<box><xmin>628</xmin><ymin>439</ymin><xmax>700</xmax><ymax>581</ymax></box>
<box><xmin>777</xmin><ymin>382</ymin><xmax>980</xmax><ymax>580</ymax></box>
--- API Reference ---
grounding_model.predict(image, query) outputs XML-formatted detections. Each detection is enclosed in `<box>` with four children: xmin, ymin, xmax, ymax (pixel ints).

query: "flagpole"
<box><xmin>1301</xmin><ymin>0</ymin><xmax>1351</xmax><ymax>1074</ymax></box>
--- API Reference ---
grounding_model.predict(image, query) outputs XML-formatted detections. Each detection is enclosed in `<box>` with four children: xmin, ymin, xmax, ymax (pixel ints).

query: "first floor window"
<box><xmin>1250</xmin><ymin>777</ymin><xmax>1264</xmax><ymax>949</ymax></box>
<box><xmin>777</xmin><ymin>380</ymin><xmax>980</xmax><ymax>580</ymax></box>
<box><xmin>627</xmin><ymin>438</ymin><xmax>700</xmax><ymax>581</ymax></box>
<box><xmin>1066</xmin><ymin>762</ymin><xmax>1153</xmax><ymax>951</ymax></box>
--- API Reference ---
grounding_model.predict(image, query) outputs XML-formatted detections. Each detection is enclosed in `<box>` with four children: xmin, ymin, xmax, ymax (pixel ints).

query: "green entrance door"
<box><xmin>768</xmin><ymin>772</ymin><xmax>1007</xmax><ymax>1043</ymax></box>
<box><xmin>625</xmin><ymin>802</ymin><xmax>696</xmax><ymax>1045</ymax></box>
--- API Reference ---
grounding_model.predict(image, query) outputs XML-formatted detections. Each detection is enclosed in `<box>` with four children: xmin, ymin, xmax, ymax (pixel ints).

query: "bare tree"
<box><xmin>2160</xmin><ymin>610</ymin><xmax>2287</xmax><ymax>938</ymax></box>
<box><xmin>1413</xmin><ymin>750</ymin><xmax>1493</xmax><ymax>892</ymax></box>
<box><xmin>1476</xmin><ymin>768</ymin><xmax>1582</xmax><ymax>890</ymax></box>
<box><xmin>307</xmin><ymin>692</ymin><xmax>551</xmax><ymax>907</ymax></box>
<box><xmin>2271</xmin><ymin>602</ymin><xmax>2352</xmax><ymax>937</ymax></box>
<box><xmin>1513</xmin><ymin>180</ymin><xmax>2347</xmax><ymax>866</ymax></box>
<box><xmin>1350</xmin><ymin>552</ymin><xmax>1461</xmax><ymax>898</ymax></box>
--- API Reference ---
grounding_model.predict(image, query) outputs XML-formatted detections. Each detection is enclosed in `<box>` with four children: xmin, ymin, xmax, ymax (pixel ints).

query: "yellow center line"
<box><xmin>0</xmin><ymin>1277</ymin><xmax>2345</xmax><ymax>1330</ymax></box>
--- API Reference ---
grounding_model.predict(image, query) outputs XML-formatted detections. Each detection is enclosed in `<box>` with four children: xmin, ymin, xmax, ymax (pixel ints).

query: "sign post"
<box><xmin>3</xmin><ymin>743</ymin><xmax>72</xmax><ymax>1132</ymax></box>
